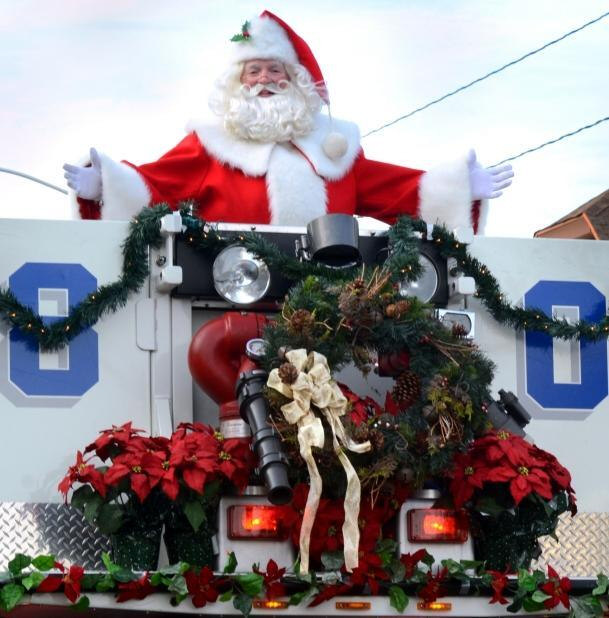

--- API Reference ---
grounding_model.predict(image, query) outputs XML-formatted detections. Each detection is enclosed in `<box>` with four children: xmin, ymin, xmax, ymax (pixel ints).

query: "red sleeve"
<box><xmin>124</xmin><ymin>132</ymin><xmax>211</xmax><ymax>208</ymax></box>
<box><xmin>353</xmin><ymin>153</ymin><xmax>424</xmax><ymax>225</ymax></box>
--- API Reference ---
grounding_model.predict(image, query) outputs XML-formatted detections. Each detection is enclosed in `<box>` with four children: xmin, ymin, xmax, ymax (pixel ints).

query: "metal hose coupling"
<box><xmin>236</xmin><ymin>369</ymin><xmax>293</xmax><ymax>505</ymax></box>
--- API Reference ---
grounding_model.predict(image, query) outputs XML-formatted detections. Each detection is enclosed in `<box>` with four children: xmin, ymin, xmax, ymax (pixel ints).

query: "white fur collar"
<box><xmin>187</xmin><ymin>113</ymin><xmax>361</xmax><ymax>180</ymax></box>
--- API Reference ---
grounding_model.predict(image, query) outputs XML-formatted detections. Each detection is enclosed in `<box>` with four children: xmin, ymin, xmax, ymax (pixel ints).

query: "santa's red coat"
<box><xmin>75</xmin><ymin>115</ymin><xmax>484</xmax><ymax>232</ymax></box>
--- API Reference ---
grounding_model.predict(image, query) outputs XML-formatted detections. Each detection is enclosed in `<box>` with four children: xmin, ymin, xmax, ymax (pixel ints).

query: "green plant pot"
<box><xmin>163</xmin><ymin>522</ymin><xmax>214</xmax><ymax>567</ymax></box>
<box><xmin>110</xmin><ymin>524</ymin><xmax>163</xmax><ymax>571</ymax></box>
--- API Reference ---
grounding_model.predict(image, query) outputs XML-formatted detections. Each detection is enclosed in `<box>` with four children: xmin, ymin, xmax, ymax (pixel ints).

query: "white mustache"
<box><xmin>241</xmin><ymin>81</ymin><xmax>290</xmax><ymax>98</ymax></box>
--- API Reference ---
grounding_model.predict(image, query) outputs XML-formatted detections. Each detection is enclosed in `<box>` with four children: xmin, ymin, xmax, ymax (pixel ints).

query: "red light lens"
<box><xmin>228</xmin><ymin>505</ymin><xmax>288</xmax><ymax>540</ymax></box>
<box><xmin>407</xmin><ymin>509</ymin><xmax>468</xmax><ymax>542</ymax></box>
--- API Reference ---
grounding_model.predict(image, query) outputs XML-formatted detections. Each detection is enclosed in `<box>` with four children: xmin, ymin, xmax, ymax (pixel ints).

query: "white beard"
<box><xmin>211</xmin><ymin>82</ymin><xmax>320</xmax><ymax>143</ymax></box>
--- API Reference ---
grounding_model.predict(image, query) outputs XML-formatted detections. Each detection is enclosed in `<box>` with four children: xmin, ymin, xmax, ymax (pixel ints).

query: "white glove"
<box><xmin>467</xmin><ymin>149</ymin><xmax>514</xmax><ymax>200</ymax></box>
<box><xmin>63</xmin><ymin>148</ymin><xmax>103</xmax><ymax>200</ymax></box>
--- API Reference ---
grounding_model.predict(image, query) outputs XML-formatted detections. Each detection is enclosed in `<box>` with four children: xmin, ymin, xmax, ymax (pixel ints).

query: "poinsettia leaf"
<box><xmin>160</xmin><ymin>562</ymin><xmax>189</xmax><ymax>576</ymax></box>
<box><xmin>570</xmin><ymin>596</ymin><xmax>603</xmax><ymax>618</ymax></box>
<box><xmin>390</xmin><ymin>561</ymin><xmax>406</xmax><ymax>583</ymax></box>
<box><xmin>389</xmin><ymin>585</ymin><xmax>409</xmax><ymax>613</ymax></box>
<box><xmin>233</xmin><ymin>592</ymin><xmax>253</xmax><ymax>618</ymax></box>
<box><xmin>149</xmin><ymin>573</ymin><xmax>162</xmax><ymax>587</ymax></box>
<box><xmin>475</xmin><ymin>496</ymin><xmax>506</xmax><ymax>517</ymax></box>
<box><xmin>183</xmin><ymin>500</ymin><xmax>206</xmax><ymax>533</ymax></box>
<box><xmin>169</xmin><ymin>592</ymin><xmax>188</xmax><ymax>606</ymax></box>
<box><xmin>69</xmin><ymin>595</ymin><xmax>90</xmax><ymax>611</ymax></box>
<box><xmin>31</xmin><ymin>555</ymin><xmax>56</xmax><ymax>571</ymax></box>
<box><xmin>593</xmin><ymin>573</ymin><xmax>609</xmax><ymax>596</ymax></box>
<box><xmin>321</xmin><ymin>550</ymin><xmax>344</xmax><ymax>571</ymax></box>
<box><xmin>95</xmin><ymin>575</ymin><xmax>116</xmax><ymax>592</ymax></box>
<box><xmin>236</xmin><ymin>573</ymin><xmax>264</xmax><ymax>597</ymax></box>
<box><xmin>522</xmin><ymin>596</ymin><xmax>545</xmax><ymax>612</ymax></box>
<box><xmin>376</xmin><ymin>539</ymin><xmax>397</xmax><ymax>567</ymax></box>
<box><xmin>83</xmin><ymin>494</ymin><xmax>103</xmax><ymax>523</ymax></box>
<box><xmin>422</xmin><ymin>552</ymin><xmax>435</xmax><ymax>567</ymax></box>
<box><xmin>168</xmin><ymin>574</ymin><xmax>188</xmax><ymax>597</ymax></box>
<box><xmin>8</xmin><ymin>553</ymin><xmax>31</xmax><ymax>575</ymax></box>
<box><xmin>531</xmin><ymin>590</ymin><xmax>551</xmax><ymax>603</ymax></box>
<box><xmin>97</xmin><ymin>503</ymin><xmax>124</xmax><ymax>535</ymax></box>
<box><xmin>506</xmin><ymin>596</ymin><xmax>523</xmax><ymax>613</ymax></box>
<box><xmin>0</xmin><ymin>583</ymin><xmax>25</xmax><ymax>612</ymax></box>
<box><xmin>288</xmin><ymin>588</ymin><xmax>318</xmax><ymax>606</ymax></box>
<box><xmin>21</xmin><ymin>571</ymin><xmax>45</xmax><ymax>590</ymax></box>
<box><xmin>101</xmin><ymin>553</ymin><xmax>137</xmax><ymax>583</ymax></box>
<box><xmin>440</xmin><ymin>559</ymin><xmax>463</xmax><ymax>576</ymax></box>
<box><xmin>70</xmin><ymin>485</ymin><xmax>95</xmax><ymax>510</ymax></box>
<box><xmin>224</xmin><ymin>551</ymin><xmax>238</xmax><ymax>574</ymax></box>
<box><xmin>219</xmin><ymin>590</ymin><xmax>233</xmax><ymax>602</ymax></box>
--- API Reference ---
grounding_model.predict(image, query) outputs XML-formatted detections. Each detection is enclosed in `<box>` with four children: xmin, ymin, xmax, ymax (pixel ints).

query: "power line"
<box><xmin>491</xmin><ymin>115</ymin><xmax>609</xmax><ymax>167</ymax></box>
<box><xmin>362</xmin><ymin>10</ymin><xmax>609</xmax><ymax>139</ymax></box>
<box><xmin>0</xmin><ymin>167</ymin><xmax>67</xmax><ymax>195</ymax></box>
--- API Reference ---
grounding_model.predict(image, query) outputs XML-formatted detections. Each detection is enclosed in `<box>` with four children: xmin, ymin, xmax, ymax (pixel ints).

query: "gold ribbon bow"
<box><xmin>267</xmin><ymin>349</ymin><xmax>371</xmax><ymax>574</ymax></box>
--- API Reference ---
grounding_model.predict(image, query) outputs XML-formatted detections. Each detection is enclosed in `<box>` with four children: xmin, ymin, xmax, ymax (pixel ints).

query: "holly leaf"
<box><xmin>321</xmin><ymin>550</ymin><xmax>344</xmax><ymax>571</ymax></box>
<box><xmin>183</xmin><ymin>500</ymin><xmax>206</xmax><ymax>533</ymax></box>
<box><xmin>101</xmin><ymin>552</ymin><xmax>137</xmax><ymax>583</ymax></box>
<box><xmin>31</xmin><ymin>555</ymin><xmax>56</xmax><ymax>571</ymax></box>
<box><xmin>390</xmin><ymin>561</ymin><xmax>406</xmax><ymax>583</ymax></box>
<box><xmin>593</xmin><ymin>573</ymin><xmax>609</xmax><ymax>596</ymax></box>
<box><xmin>235</xmin><ymin>573</ymin><xmax>263</xmax><ymax>597</ymax></box>
<box><xmin>522</xmin><ymin>596</ymin><xmax>545</xmax><ymax>612</ymax></box>
<box><xmin>219</xmin><ymin>590</ymin><xmax>233</xmax><ymax>602</ymax></box>
<box><xmin>21</xmin><ymin>571</ymin><xmax>45</xmax><ymax>591</ymax></box>
<box><xmin>570</xmin><ymin>596</ymin><xmax>604</xmax><ymax>618</ymax></box>
<box><xmin>0</xmin><ymin>583</ymin><xmax>25</xmax><ymax>612</ymax></box>
<box><xmin>376</xmin><ymin>539</ymin><xmax>397</xmax><ymax>568</ymax></box>
<box><xmin>389</xmin><ymin>585</ymin><xmax>409</xmax><ymax>613</ymax></box>
<box><xmin>8</xmin><ymin>553</ymin><xmax>31</xmax><ymax>575</ymax></box>
<box><xmin>233</xmin><ymin>592</ymin><xmax>253</xmax><ymax>618</ymax></box>
<box><xmin>160</xmin><ymin>562</ymin><xmax>189</xmax><ymax>576</ymax></box>
<box><xmin>69</xmin><ymin>596</ymin><xmax>90</xmax><ymax>611</ymax></box>
<box><xmin>224</xmin><ymin>552</ymin><xmax>238</xmax><ymax>574</ymax></box>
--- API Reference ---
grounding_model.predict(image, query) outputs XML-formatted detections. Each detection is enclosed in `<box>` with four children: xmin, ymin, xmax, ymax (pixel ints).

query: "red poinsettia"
<box><xmin>116</xmin><ymin>573</ymin><xmax>157</xmax><ymax>602</ymax></box>
<box><xmin>185</xmin><ymin>566</ymin><xmax>223</xmax><ymax>608</ymax></box>
<box><xmin>399</xmin><ymin>549</ymin><xmax>430</xmax><ymax>579</ymax></box>
<box><xmin>58</xmin><ymin>451</ymin><xmax>106</xmax><ymax>498</ymax></box>
<box><xmin>85</xmin><ymin>421</ymin><xmax>145</xmax><ymax>460</ymax></box>
<box><xmin>349</xmin><ymin>552</ymin><xmax>390</xmax><ymax>595</ymax></box>
<box><xmin>487</xmin><ymin>570</ymin><xmax>509</xmax><ymax>605</ymax></box>
<box><xmin>418</xmin><ymin>567</ymin><xmax>448</xmax><ymax>604</ymax></box>
<box><xmin>254</xmin><ymin>559</ymin><xmax>286</xmax><ymax>599</ymax></box>
<box><xmin>37</xmin><ymin>562</ymin><xmax>84</xmax><ymax>603</ymax></box>
<box><xmin>540</xmin><ymin>565</ymin><xmax>571</xmax><ymax>609</ymax></box>
<box><xmin>340</xmin><ymin>384</ymin><xmax>382</xmax><ymax>426</ymax></box>
<box><xmin>448</xmin><ymin>430</ymin><xmax>576</xmax><ymax>509</ymax></box>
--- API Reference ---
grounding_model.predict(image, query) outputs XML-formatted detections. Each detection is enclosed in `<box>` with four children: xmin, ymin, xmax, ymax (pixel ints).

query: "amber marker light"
<box><xmin>253</xmin><ymin>599</ymin><xmax>288</xmax><ymax>609</ymax></box>
<box><xmin>335</xmin><ymin>601</ymin><xmax>371</xmax><ymax>610</ymax></box>
<box><xmin>417</xmin><ymin>601</ymin><xmax>452</xmax><ymax>611</ymax></box>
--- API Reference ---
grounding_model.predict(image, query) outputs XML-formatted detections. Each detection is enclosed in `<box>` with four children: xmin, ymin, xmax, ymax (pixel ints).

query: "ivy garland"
<box><xmin>0</xmin><ymin>203</ymin><xmax>607</xmax><ymax>351</ymax></box>
<box><xmin>2</xmin><ymin>549</ymin><xmax>606</xmax><ymax>617</ymax></box>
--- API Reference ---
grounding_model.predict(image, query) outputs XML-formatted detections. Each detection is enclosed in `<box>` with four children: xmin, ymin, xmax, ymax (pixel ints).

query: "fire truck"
<box><xmin>1</xmin><ymin>213</ymin><xmax>608</xmax><ymax>615</ymax></box>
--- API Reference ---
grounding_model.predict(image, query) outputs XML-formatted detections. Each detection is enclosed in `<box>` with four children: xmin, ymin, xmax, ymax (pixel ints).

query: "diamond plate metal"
<box><xmin>533</xmin><ymin>511</ymin><xmax>609</xmax><ymax>576</ymax></box>
<box><xmin>0</xmin><ymin>502</ymin><xmax>111</xmax><ymax>569</ymax></box>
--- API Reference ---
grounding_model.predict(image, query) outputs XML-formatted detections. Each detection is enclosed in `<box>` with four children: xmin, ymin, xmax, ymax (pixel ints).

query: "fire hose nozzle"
<box><xmin>236</xmin><ymin>369</ymin><xmax>293</xmax><ymax>506</ymax></box>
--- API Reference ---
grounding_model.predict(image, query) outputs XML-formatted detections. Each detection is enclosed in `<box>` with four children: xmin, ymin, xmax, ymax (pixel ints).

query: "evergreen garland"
<box><xmin>1</xmin><ymin>205</ymin><xmax>607</xmax><ymax>351</ymax></box>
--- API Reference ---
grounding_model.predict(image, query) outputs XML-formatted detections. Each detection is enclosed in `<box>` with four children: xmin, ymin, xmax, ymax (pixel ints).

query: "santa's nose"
<box><xmin>258</xmin><ymin>72</ymin><xmax>273</xmax><ymax>84</ymax></box>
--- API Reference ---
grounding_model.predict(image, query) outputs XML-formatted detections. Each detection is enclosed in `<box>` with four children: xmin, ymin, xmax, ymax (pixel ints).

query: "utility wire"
<box><xmin>362</xmin><ymin>10</ymin><xmax>609</xmax><ymax>139</ymax></box>
<box><xmin>492</xmin><ymin>115</ymin><xmax>609</xmax><ymax>167</ymax></box>
<box><xmin>0</xmin><ymin>167</ymin><xmax>68</xmax><ymax>195</ymax></box>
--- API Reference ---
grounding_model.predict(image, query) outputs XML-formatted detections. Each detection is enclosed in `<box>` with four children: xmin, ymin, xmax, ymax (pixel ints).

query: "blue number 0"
<box><xmin>9</xmin><ymin>263</ymin><xmax>99</xmax><ymax>397</ymax></box>
<box><xmin>524</xmin><ymin>280</ymin><xmax>608</xmax><ymax>410</ymax></box>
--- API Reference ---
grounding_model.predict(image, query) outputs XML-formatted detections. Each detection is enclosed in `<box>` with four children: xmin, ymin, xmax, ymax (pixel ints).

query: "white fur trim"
<box><xmin>231</xmin><ymin>16</ymin><xmax>298</xmax><ymax>66</ymax></box>
<box><xmin>266</xmin><ymin>143</ymin><xmax>327</xmax><ymax>225</ymax></box>
<box><xmin>418</xmin><ymin>154</ymin><xmax>476</xmax><ymax>232</ymax></box>
<box><xmin>98</xmin><ymin>153</ymin><xmax>151</xmax><ymax>220</ymax></box>
<box><xmin>292</xmin><ymin>115</ymin><xmax>360</xmax><ymax>180</ymax></box>
<box><xmin>476</xmin><ymin>199</ymin><xmax>489</xmax><ymax>235</ymax></box>
<box><xmin>188</xmin><ymin>115</ymin><xmax>360</xmax><ymax>181</ymax></box>
<box><xmin>187</xmin><ymin>121</ymin><xmax>273</xmax><ymax>177</ymax></box>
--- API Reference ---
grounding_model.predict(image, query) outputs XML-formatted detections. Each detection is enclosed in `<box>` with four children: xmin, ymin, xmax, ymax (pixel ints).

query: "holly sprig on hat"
<box><xmin>230</xmin><ymin>21</ymin><xmax>251</xmax><ymax>42</ymax></box>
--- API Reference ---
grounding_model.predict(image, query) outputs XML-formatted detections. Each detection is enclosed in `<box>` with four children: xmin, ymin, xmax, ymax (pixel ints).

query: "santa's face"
<box><xmin>240</xmin><ymin>59</ymin><xmax>289</xmax><ymax>96</ymax></box>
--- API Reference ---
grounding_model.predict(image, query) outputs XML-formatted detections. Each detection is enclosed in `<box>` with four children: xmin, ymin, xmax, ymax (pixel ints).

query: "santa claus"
<box><xmin>63</xmin><ymin>11</ymin><xmax>513</xmax><ymax>232</ymax></box>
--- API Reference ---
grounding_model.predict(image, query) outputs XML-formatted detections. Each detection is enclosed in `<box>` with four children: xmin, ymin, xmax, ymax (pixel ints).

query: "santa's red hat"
<box><xmin>230</xmin><ymin>10</ymin><xmax>329</xmax><ymax>104</ymax></box>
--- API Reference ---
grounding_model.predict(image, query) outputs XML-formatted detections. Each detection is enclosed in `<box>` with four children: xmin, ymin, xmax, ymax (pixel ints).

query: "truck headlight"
<box><xmin>398</xmin><ymin>253</ymin><xmax>439</xmax><ymax>302</ymax></box>
<box><xmin>213</xmin><ymin>245</ymin><xmax>270</xmax><ymax>305</ymax></box>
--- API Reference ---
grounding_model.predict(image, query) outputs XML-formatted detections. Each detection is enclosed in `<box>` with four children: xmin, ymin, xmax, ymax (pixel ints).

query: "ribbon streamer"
<box><xmin>267</xmin><ymin>349</ymin><xmax>370</xmax><ymax>573</ymax></box>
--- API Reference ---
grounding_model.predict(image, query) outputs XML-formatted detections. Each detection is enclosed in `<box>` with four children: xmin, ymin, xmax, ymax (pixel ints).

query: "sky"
<box><xmin>0</xmin><ymin>0</ymin><xmax>607</xmax><ymax>237</ymax></box>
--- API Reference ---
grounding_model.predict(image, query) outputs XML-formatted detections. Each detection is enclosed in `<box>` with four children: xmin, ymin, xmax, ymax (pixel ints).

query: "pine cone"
<box><xmin>278</xmin><ymin>362</ymin><xmax>299</xmax><ymax>385</ymax></box>
<box><xmin>385</xmin><ymin>303</ymin><xmax>397</xmax><ymax>318</ymax></box>
<box><xmin>369</xmin><ymin>428</ymin><xmax>385</xmax><ymax>451</ymax></box>
<box><xmin>288</xmin><ymin>308</ymin><xmax>315</xmax><ymax>334</ymax></box>
<box><xmin>394</xmin><ymin>300</ymin><xmax>411</xmax><ymax>316</ymax></box>
<box><xmin>392</xmin><ymin>370</ymin><xmax>421</xmax><ymax>406</ymax></box>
